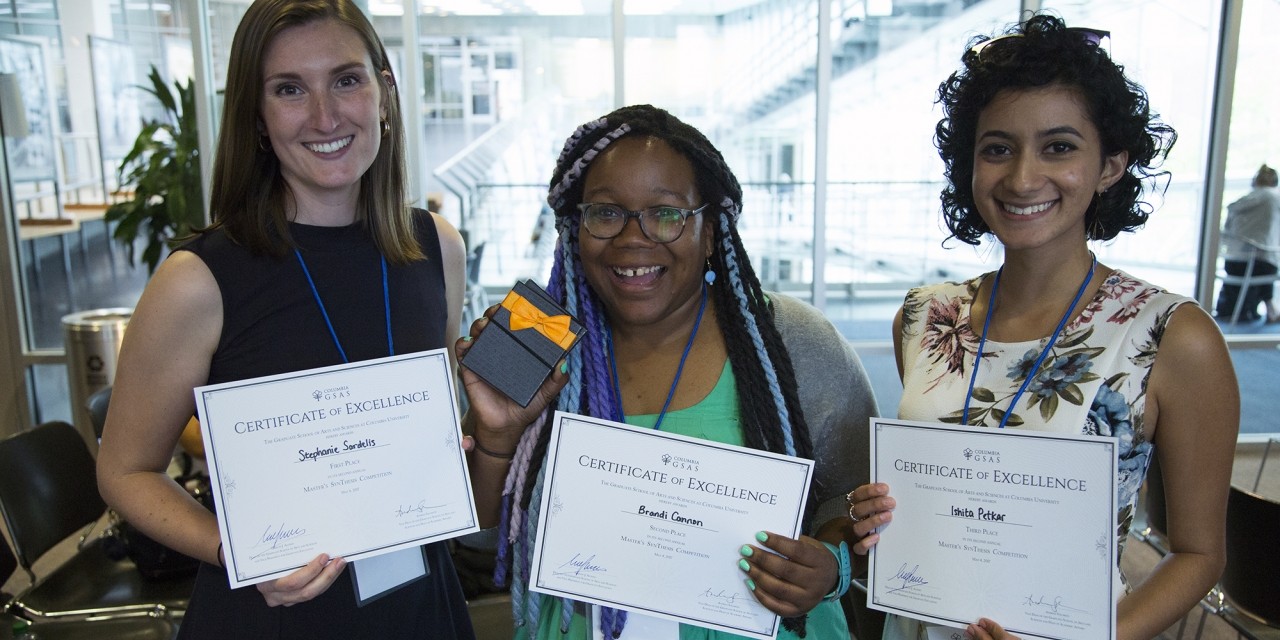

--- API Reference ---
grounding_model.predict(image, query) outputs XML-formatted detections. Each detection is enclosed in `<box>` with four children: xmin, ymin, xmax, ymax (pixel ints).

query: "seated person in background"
<box><xmin>1216</xmin><ymin>164</ymin><xmax>1280</xmax><ymax>322</ymax></box>
<box><xmin>457</xmin><ymin>104</ymin><xmax>879</xmax><ymax>639</ymax></box>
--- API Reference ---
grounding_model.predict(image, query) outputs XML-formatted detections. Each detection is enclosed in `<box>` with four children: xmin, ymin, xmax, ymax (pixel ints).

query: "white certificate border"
<box><xmin>531</xmin><ymin>411</ymin><xmax>815</xmax><ymax>639</ymax></box>
<box><xmin>196</xmin><ymin>349</ymin><xmax>477</xmax><ymax>587</ymax></box>
<box><xmin>867</xmin><ymin>418</ymin><xmax>1118</xmax><ymax>640</ymax></box>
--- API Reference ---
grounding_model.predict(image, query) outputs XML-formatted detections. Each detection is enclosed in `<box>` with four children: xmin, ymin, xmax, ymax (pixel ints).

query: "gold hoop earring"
<box><xmin>258</xmin><ymin>136</ymin><xmax>271</xmax><ymax>152</ymax></box>
<box><xmin>381</xmin><ymin>119</ymin><xmax>390</xmax><ymax>137</ymax></box>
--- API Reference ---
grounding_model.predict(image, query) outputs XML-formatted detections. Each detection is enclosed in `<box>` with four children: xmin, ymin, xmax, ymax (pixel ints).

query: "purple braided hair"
<box><xmin>556</xmin><ymin>117</ymin><xmax>608</xmax><ymax>166</ymax></box>
<box><xmin>546</xmin><ymin>123</ymin><xmax>631</xmax><ymax>209</ymax></box>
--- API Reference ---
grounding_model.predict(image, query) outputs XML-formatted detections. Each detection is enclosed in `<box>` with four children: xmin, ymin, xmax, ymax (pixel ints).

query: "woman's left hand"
<box><xmin>738</xmin><ymin>531</ymin><xmax>837</xmax><ymax>617</ymax></box>
<box><xmin>967</xmin><ymin>618</ymin><xmax>1020</xmax><ymax>640</ymax></box>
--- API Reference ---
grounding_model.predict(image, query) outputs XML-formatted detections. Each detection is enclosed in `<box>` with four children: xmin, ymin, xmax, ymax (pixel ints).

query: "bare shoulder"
<box><xmin>1153</xmin><ymin>303</ymin><xmax>1231</xmax><ymax>372</ymax></box>
<box><xmin>128</xmin><ymin>250</ymin><xmax>222</xmax><ymax>352</ymax></box>
<box><xmin>102</xmin><ymin>250</ymin><xmax>222</xmax><ymax>467</ymax></box>
<box><xmin>1147</xmin><ymin>302</ymin><xmax>1238</xmax><ymax>442</ymax></box>
<box><xmin>430</xmin><ymin>212</ymin><xmax>466</xmax><ymax>264</ymax></box>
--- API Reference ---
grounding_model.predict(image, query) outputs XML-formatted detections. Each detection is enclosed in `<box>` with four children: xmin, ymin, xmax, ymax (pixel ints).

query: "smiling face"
<box><xmin>578</xmin><ymin>135</ymin><xmax>714</xmax><ymax>331</ymax></box>
<box><xmin>971</xmin><ymin>84</ymin><xmax>1127</xmax><ymax>255</ymax></box>
<box><xmin>259</xmin><ymin>19</ymin><xmax>385</xmax><ymax>213</ymax></box>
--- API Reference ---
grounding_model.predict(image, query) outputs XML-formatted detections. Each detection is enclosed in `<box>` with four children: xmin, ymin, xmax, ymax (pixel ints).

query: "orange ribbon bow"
<box><xmin>501</xmin><ymin>291</ymin><xmax>576</xmax><ymax>350</ymax></box>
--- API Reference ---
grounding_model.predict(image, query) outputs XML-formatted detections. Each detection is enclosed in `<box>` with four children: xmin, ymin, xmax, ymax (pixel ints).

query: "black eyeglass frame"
<box><xmin>576</xmin><ymin>202</ymin><xmax>710</xmax><ymax>244</ymax></box>
<box><xmin>967</xmin><ymin>27</ymin><xmax>1111</xmax><ymax>62</ymax></box>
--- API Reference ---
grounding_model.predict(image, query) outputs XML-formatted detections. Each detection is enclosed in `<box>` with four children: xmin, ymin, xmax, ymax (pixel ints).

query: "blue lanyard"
<box><xmin>607</xmin><ymin>283</ymin><xmax>707</xmax><ymax>431</ymax></box>
<box><xmin>294</xmin><ymin>248</ymin><xmax>393</xmax><ymax>363</ymax></box>
<box><xmin>962</xmin><ymin>254</ymin><xmax>1096</xmax><ymax>428</ymax></box>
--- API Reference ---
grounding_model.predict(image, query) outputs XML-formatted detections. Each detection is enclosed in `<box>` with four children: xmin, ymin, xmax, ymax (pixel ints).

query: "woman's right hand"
<box><xmin>845</xmin><ymin>482</ymin><xmax>895</xmax><ymax>555</ymax></box>
<box><xmin>256</xmin><ymin>554</ymin><xmax>347</xmax><ymax>607</ymax></box>
<box><xmin>455</xmin><ymin>308</ymin><xmax>569</xmax><ymax>445</ymax></box>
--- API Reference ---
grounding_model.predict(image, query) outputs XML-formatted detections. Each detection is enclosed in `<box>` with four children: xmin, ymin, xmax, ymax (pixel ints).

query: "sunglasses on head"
<box><xmin>967</xmin><ymin>26</ymin><xmax>1110</xmax><ymax>62</ymax></box>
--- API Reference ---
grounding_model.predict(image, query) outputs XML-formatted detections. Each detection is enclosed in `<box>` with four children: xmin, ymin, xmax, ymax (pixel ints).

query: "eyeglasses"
<box><xmin>577</xmin><ymin>202</ymin><xmax>708</xmax><ymax>244</ymax></box>
<box><xmin>967</xmin><ymin>27</ymin><xmax>1110</xmax><ymax>63</ymax></box>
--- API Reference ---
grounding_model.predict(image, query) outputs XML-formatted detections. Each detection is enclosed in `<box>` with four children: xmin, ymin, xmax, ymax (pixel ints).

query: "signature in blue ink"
<box><xmin>256</xmin><ymin>522</ymin><xmax>308</xmax><ymax>550</ymax></box>
<box><xmin>698</xmin><ymin>588</ymin><xmax>746</xmax><ymax>606</ymax></box>
<box><xmin>1022</xmin><ymin>594</ymin><xmax>1087</xmax><ymax>615</ymax></box>
<box><xmin>555</xmin><ymin>553</ymin><xmax>608</xmax><ymax>576</ymax></box>
<box><xmin>886</xmin><ymin>563</ymin><xmax>929</xmax><ymax>594</ymax></box>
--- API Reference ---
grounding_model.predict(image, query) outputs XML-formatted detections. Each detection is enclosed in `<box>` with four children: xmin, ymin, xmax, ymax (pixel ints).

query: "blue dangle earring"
<box><xmin>704</xmin><ymin>259</ymin><xmax>716</xmax><ymax>285</ymax></box>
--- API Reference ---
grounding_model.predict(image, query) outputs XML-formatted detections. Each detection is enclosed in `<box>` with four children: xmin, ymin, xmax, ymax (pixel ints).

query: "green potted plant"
<box><xmin>105</xmin><ymin>65</ymin><xmax>203</xmax><ymax>273</ymax></box>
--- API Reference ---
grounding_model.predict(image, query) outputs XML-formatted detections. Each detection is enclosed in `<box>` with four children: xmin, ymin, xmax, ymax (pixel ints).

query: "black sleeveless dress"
<box><xmin>175</xmin><ymin>213</ymin><xmax>475</xmax><ymax>639</ymax></box>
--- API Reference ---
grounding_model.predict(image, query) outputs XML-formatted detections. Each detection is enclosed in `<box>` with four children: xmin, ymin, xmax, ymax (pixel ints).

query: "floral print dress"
<box><xmin>884</xmin><ymin>270</ymin><xmax>1192</xmax><ymax>640</ymax></box>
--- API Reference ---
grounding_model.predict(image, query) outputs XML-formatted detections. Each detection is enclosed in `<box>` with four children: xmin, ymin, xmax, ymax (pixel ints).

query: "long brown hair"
<box><xmin>208</xmin><ymin>0</ymin><xmax>421</xmax><ymax>262</ymax></box>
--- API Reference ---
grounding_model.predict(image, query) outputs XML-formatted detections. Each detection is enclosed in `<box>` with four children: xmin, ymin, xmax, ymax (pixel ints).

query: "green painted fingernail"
<box><xmin>738</xmin><ymin>559</ymin><xmax>750</xmax><ymax>572</ymax></box>
<box><xmin>745</xmin><ymin>578</ymin><xmax>756</xmax><ymax>591</ymax></box>
<box><xmin>462</xmin><ymin>336</ymin><xmax>472</xmax><ymax>342</ymax></box>
<box><xmin>739</xmin><ymin>545</ymin><xmax>753</xmax><ymax>557</ymax></box>
<box><xmin>755</xmin><ymin>531</ymin><xmax>768</xmax><ymax>543</ymax></box>
<box><xmin>560</xmin><ymin>362</ymin><xmax>568</xmax><ymax>374</ymax></box>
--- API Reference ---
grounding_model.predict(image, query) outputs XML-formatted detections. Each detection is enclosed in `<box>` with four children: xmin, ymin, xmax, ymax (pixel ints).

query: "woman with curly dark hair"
<box><xmin>846</xmin><ymin>14</ymin><xmax>1238</xmax><ymax>640</ymax></box>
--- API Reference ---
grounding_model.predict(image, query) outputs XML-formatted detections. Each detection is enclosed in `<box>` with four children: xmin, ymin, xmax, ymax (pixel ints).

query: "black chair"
<box><xmin>1</xmin><ymin>533</ymin><xmax>15</xmax><ymax>599</ymax></box>
<box><xmin>0</xmin><ymin>421</ymin><xmax>192</xmax><ymax>621</ymax></box>
<box><xmin>1212</xmin><ymin>486</ymin><xmax>1280</xmax><ymax>639</ymax></box>
<box><xmin>2</xmin><ymin>531</ymin><xmax>180</xmax><ymax>639</ymax></box>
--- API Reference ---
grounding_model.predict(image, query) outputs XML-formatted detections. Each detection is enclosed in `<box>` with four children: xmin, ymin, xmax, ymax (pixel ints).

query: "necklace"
<box><xmin>294</xmin><ymin>248</ymin><xmax>393</xmax><ymax>363</ymax></box>
<box><xmin>607</xmin><ymin>284</ymin><xmax>708</xmax><ymax>431</ymax></box>
<box><xmin>962</xmin><ymin>253</ymin><xmax>1097</xmax><ymax>428</ymax></box>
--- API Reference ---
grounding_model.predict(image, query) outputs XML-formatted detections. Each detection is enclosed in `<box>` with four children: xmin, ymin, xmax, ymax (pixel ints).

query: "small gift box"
<box><xmin>462</xmin><ymin>279</ymin><xmax>586</xmax><ymax>407</ymax></box>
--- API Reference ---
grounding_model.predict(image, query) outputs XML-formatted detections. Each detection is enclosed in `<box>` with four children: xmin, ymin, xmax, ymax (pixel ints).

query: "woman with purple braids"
<box><xmin>456</xmin><ymin>104</ymin><xmax>879</xmax><ymax>639</ymax></box>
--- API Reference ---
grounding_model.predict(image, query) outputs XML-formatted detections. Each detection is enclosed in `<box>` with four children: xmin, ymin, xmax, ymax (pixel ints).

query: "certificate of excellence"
<box><xmin>529</xmin><ymin>412</ymin><xmax>815</xmax><ymax>640</ymax></box>
<box><xmin>194</xmin><ymin>350</ymin><xmax>479</xmax><ymax>589</ymax></box>
<box><xmin>867</xmin><ymin>418</ymin><xmax>1118</xmax><ymax>640</ymax></box>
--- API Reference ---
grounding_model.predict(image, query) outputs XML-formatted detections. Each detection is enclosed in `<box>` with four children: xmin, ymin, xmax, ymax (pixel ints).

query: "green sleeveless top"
<box><xmin>518</xmin><ymin>361</ymin><xmax>849</xmax><ymax>640</ymax></box>
<box><xmin>624</xmin><ymin>360</ymin><xmax>743</xmax><ymax>445</ymax></box>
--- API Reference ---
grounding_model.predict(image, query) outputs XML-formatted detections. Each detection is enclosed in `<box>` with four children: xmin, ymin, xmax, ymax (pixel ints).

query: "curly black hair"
<box><xmin>934</xmin><ymin>13</ymin><xmax>1177</xmax><ymax>245</ymax></box>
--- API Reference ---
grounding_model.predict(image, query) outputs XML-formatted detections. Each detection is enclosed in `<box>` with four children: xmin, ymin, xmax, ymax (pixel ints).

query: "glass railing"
<box><xmin>463</xmin><ymin>178</ymin><xmax>1208</xmax><ymax>302</ymax></box>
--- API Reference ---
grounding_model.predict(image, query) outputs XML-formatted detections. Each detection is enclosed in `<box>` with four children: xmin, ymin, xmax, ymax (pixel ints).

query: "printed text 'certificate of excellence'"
<box><xmin>195</xmin><ymin>350</ymin><xmax>479</xmax><ymax>589</ymax></box>
<box><xmin>867</xmin><ymin>418</ymin><xmax>1118</xmax><ymax>640</ymax></box>
<box><xmin>529</xmin><ymin>412</ymin><xmax>815</xmax><ymax>640</ymax></box>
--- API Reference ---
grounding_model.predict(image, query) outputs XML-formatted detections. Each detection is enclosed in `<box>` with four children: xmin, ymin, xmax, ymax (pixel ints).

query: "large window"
<box><xmin>0</xmin><ymin>0</ymin><xmax>1275</xmax><ymax>437</ymax></box>
<box><xmin>408</xmin><ymin>4</ymin><xmax>614</xmax><ymax>285</ymax></box>
<box><xmin>624</xmin><ymin>0</ymin><xmax>819</xmax><ymax>304</ymax></box>
<box><xmin>1050</xmin><ymin>1</ymin><xmax>1222</xmax><ymax>298</ymax></box>
<box><xmin>824</xmin><ymin>0</ymin><xmax>1019</xmax><ymax>341</ymax></box>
